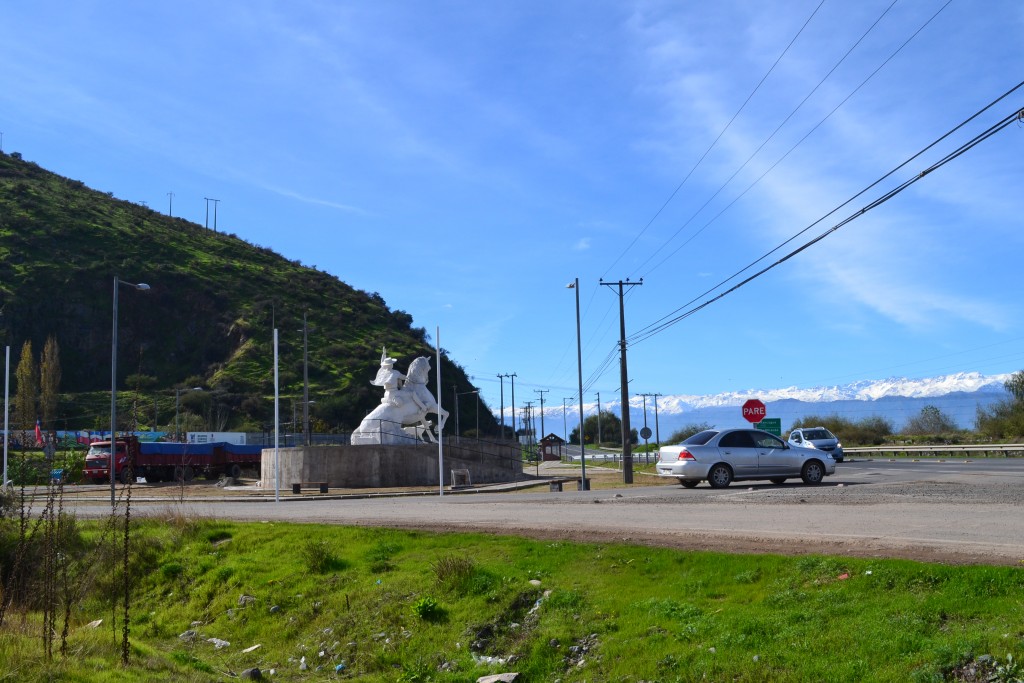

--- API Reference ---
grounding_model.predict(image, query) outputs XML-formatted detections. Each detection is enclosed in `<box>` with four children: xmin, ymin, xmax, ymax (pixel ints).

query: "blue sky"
<box><xmin>3</xmin><ymin>1</ymin><xmax>1024</xmax><ymax>420</ymax></box>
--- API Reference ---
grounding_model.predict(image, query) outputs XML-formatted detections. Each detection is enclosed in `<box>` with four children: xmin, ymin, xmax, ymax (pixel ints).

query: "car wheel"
<box><xmin>834</xmin><ymin>457</ymin><xmax>844</xmax><ymax>463</ymax></box>
<box><xmin>801</xmin><ymin>461</ymin><xmax>825</xmax><ymax>485</ymax></box>
<box><xmin>679</xmin><ymin>479</ymin><xmax>699</xmax><ymax>488</ymax></box>
<box><xmin>119</xmin><ymin>468</ymin><xmax>133</xmax><ymax>485</ymax></box>
<box><xmin>229</xmin><ymin>464</ymin><xmax>242</xmax><ymax>479</ymax></box>
<box><xmin>769</xmin><ymin>478</ymin><xmax>786</xmax><ymax>485</ymax></box>
<box><xmin>707</xmin><ymin>464</ymin><xmax>732</xmax><ymax>489</ymax></box>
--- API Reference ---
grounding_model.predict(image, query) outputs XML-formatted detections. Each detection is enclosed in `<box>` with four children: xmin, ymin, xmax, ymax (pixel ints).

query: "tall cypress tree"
<box><xmin>13</xmin><ymin>340</ymin><xmax>38</xmax><ymax>432</ymax></box>
<box><xmin>40</xmin><ymin>335</ymin><xmax>62</xmax><ymax>429</ymax></box>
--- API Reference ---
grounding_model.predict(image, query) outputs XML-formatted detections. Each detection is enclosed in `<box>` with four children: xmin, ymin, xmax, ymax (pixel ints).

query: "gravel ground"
<box><xmin>58</xmin><ymin>464</ymin><xmax>1024</xmax><ymax>567</ymax></box>
<box><xmin>626</xmin><ymin>480</ymin><xmax>1024</xmax><ymax>506</ymax></box>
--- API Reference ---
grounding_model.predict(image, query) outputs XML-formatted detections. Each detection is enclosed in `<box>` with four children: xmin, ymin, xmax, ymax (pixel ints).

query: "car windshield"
<box><xmin>683</xmin><ymin>430</ymin><xmax>718</xmax><ymax>446</ymax></box>
<box><xmin>803</xmin><ymin>429</ymin><xmax>834</xmax><ymax>440</ymax></box>
<box><xmin>86</xmin><ymin>445</ymin><xmax>111</xmax><ymax>457</ymax></box>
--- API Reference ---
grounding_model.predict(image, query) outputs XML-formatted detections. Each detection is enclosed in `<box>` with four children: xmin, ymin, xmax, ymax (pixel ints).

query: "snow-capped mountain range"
<box><xmin>531</xmin><ymin>372</ymin><xmax>1013</xmax><ymax>436</ymax></box>
<box><xmin>642</xmin><ymin>372</ymin><xmax>1012</xmax><ymax>413</ymax></box>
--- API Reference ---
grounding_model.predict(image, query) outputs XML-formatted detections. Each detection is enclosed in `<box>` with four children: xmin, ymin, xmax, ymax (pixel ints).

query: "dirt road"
<box><xmin>63</xmin><ymin>460</ymin><xmax>1024</xmax><ymax>566</ymax></box>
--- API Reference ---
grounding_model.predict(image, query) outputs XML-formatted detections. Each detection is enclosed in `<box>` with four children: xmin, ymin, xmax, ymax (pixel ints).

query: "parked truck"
<box><xmin>82</xmin><ymin>436</ymin><xmax>263</xmax><ymax>484</ymax></box>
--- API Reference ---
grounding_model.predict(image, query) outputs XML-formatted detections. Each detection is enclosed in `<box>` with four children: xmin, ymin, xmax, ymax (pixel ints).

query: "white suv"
<box><xmin>787</xmin><ymin>427</ymin><xmax>844</xmax><ymax>462</ymax></box>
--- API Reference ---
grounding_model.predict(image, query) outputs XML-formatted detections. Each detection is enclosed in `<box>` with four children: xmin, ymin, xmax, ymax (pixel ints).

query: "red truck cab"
<box><xmin>82</xmin><ymin>437</ymin><xmax>137</xmax><ymax>484</ymax></box>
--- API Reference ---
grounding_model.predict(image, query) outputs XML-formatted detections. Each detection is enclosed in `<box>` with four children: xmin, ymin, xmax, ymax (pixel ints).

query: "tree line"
<box><xmin>10</xmin><ymin>337</ymin><xmax>62</xmax><ymax>436</ymax></box>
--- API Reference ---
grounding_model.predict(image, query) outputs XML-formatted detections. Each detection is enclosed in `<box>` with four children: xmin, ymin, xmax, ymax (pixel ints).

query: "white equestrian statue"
<box><xmin>351</xmin><ymin>354</ymin><xmax>449</xmax><ymax>445</ymax></box>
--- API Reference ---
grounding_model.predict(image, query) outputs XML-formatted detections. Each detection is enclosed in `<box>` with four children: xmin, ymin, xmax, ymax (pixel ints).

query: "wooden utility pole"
<box><xmin>600</xmin><ymin>278</ymin><xmax>642</xmax><ymax>483</ymax></box>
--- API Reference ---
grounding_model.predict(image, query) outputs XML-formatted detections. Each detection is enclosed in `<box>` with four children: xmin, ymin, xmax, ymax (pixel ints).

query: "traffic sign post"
<box><xmin>756</xmin><ymin>418</ymin><xmax>781</xmax><ymax>436</ymax></box>
<box><xmin>639</xmin><ymin>426</ymin><xmax>652</xmax><ymax>463</ymax></box>
<box><xmin>741</xmin><ymin>399</ymin><xmax>766</xmax><ymax>423</ymax></box>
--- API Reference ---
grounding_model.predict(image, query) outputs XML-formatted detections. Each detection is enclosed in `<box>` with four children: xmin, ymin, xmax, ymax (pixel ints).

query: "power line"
<box><xmin>601</xmin><ymin>0</ymin><xmax>829</xmax><ymax>279</ymax></box>
<box><xmin>632</xmin><ymin>0</ymin><xmax>948</xmax><ymax>281</ymax></box>
<box><xmin>628</xmin><ymin>94</ymin><xmax>1024</xmax><ymax>346</ymax></box>
<box><xmin>573</xmin><ymin>3</ymin><xmax>952</xmax><ymax>401</ymax></box>
<box><xmin>632</xmin><ymin>80</ymin><xmax>1024</xmax><ymax>340</ymax></box>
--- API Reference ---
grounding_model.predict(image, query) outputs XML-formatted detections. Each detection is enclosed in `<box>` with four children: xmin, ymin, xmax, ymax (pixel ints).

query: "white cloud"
<box><xmin>261</xmin><ymin>185</ymin><xmax>369</xmax><ymax>216</ymax></box>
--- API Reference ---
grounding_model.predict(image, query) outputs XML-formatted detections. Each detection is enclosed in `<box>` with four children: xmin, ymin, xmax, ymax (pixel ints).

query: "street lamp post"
<box><xmin>652</xmin><ymin>393</ymin><xmax>662</xmax><ymax>446</ymax></box>
<box><xmin>3</xmin><ymin>345</ymin><xmax>9</xmax><ymax>488</ymax></box>
<box><xmin>568</xmin><ymin>278</ymin><xmax>588</xmax><ymax>488</ymax></box>
<box><xmin>456</xmin><ymin>389</ymin><xmax>479</xmax><ymax>441</ymax></box>
<box><xmin>175</xmin><ymin>386</ymin><xmax>203</xmax><ymax>442</ymax></box>
<box><xmin>534</xmin><ymin>389</ymin><xmax>548</xmax><ymax>456</ymax></box>
<box><xmin>299</xmin><ymin>313</ymin><xmax>311</xmax><ymax>446</ymax></box>
<box><xmin>111</xmin><ymin>276</ymin><xmax>150</xmax><ymax>507</ymax></box>
<box><xmin>290</xmin><ymin>398</ymin><xmax>315</xmax><ymax>446</ymax></box>
<box><xmin>562</xmin><ymin>398</ymin><xmax>569</xmax><ymax>448</ymax></box>
<box><xmin>640</xmin><ymin>393</ymin><xmax>650</xmax><ymax>462</ymax></box>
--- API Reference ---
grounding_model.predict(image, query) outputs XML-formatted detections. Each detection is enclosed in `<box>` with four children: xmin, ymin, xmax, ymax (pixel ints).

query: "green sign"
<box><xmin>756</xmin><ymin>418</ymin><xmax>781</xmax><ymax>436</ymax></box>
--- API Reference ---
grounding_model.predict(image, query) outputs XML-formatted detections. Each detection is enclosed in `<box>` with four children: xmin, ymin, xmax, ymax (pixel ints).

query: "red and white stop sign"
<box><xmin>742</xmin><ymin>399</ymin><xmax>766</xmax><ymax>423</ymax></box>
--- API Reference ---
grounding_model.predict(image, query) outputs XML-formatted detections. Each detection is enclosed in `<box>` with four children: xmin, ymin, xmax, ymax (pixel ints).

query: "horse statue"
<box><xmin>351</xmin><ymin>356</ymin><xmax>449</xmax><ymax>445</ymax></box>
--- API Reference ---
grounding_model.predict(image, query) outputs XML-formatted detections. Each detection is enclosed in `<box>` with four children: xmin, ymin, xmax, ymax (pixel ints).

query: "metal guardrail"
<box><xmin>845</xmin><ymin>444</ymin><xmax>1024</xmax><ymax>457</ymax></box>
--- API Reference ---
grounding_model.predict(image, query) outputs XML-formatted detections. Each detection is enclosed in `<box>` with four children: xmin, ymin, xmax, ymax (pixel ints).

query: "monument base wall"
<box><xmin>258</xmin><ymin>440</ymin><xmax>524</xmax><ymax>489</ymax></box>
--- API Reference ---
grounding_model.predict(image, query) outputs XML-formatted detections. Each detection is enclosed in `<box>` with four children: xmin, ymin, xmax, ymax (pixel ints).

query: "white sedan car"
<box><xmin>656</xmin><ymin>428</ymin><xmax>836</xmax><ymax>488</ymax></box>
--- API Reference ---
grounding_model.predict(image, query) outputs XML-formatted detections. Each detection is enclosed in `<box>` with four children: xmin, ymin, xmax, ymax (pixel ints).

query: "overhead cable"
<box><xmin>628</xmin><ymin>97</ymin><xmax>1024</xmax><ymax>346</ymax></box>
<box><xmin>600</xmin><ymin>0</ymin><xmax>828</xmax><ymax>279</ymax></box>
<box><xmin>635</xmin><ymin>0</ymin><xmax>951</xmax><ymax>280</ymax></box>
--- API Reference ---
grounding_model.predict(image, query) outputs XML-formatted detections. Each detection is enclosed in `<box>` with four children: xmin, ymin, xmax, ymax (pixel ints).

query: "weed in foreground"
<box><xmin>431</xmin><ymin>554</ymin><xmax>499</xmax><ymax>596</ymax></box>
<box><xmin>410</xmin><ymin>595</ymin><xmax>447</xmax><ymax>622</ymax></box>
<box><xmin>431</xmin><ymin>554</ymin><xmax>474</xmax><ymax>587</ymax></box>
<box><xmin>300</xmin><ymin>538</ymin><xmax>341</xmax><ymax>574</ymax></box>
<box><xmin>365</xmin><ymin>539</ymin><xmax>402</xmax><ymax>573</ymax></box>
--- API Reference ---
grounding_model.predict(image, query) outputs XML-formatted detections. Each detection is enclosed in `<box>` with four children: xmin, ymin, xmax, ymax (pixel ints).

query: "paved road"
<box><xmin>64</xmin><ymin>458</ymin><xmax>1024</xmax><ymax>566</ymax></box>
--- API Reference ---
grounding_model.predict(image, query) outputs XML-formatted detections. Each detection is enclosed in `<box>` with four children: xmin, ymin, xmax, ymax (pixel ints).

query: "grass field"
<box><xmin>1</xmin><ymin>515</ymin><xmax>1022</xmax><ymax>682</ymax></box>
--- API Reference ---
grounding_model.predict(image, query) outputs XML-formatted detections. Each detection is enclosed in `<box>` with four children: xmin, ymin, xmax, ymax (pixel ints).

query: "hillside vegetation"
<box><xmin>0</xmin><ymin>151</ymin><xmax>492</xmax><ymax>433</ymax></box>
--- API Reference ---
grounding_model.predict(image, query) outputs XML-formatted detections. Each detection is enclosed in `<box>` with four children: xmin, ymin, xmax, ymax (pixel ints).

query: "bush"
<box><xmin>300</xmin><ymin>538</ymin><xmax>347</xmax><ymax>573</ymax></box>
<box><xmin>58</xmin><ymin>450</ymin><xmax>86</xmax><ymax>484</ymax></box>
<box><xmin>431</xmin><ymin>554</ymin><xmax>497</xmax><ymax>595</ymax></box>
<box><xmin>976</xmin><ymin>392</ymin><xmax>1024</xmax><ymax>439</ymax></box>
<box><xmin>6</xmin><ymin>453</ymin><xmax>48</xmax><ymax>486</ymax></box>
<box><xmin>0</xmin><ymin>486</ymin><xmax>16</xmax><ymax>521</ymax></box>
<box><xmin>665</xmin><ymin>423</ymin><xmax>714</xmax><ymax>444</ymax></box>
<box><xmin>902</xmin><ymin>405</ymin><xmax>959</xmax><ymax>435</ymax></box>
<box><xmin>790</xmin><ymin>414</ymin><xmax>893</xmax><ymax>446</ymax></box>
<box><xmin>160</xmin><ymin>561</ymin><xmax>185</xmax><ymax>579</ymax></box>
<box><xmin>432</xmin><ymin>555</ymin><xmax>475</xmax><ymax>589</ymax></box>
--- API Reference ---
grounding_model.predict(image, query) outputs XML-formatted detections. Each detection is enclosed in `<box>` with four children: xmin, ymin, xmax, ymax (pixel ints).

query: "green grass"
<box><xmin>1</xmin><ymin>519</ymin><xmax>1022</xmax><ymax>681</ymax></box>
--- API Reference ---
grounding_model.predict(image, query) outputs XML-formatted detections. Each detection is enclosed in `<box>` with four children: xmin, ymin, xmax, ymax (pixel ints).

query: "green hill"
<box><xmin>0</xmin><ymin>151</ymin><xmax>493</xmax><ymax>435</ymax></box>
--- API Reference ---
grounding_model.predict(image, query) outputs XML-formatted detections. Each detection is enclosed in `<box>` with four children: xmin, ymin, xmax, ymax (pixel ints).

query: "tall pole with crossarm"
<box><xmin>497</xmin><ymin>374</ymin><xmax>508</xmax><ymax>440</ymax></box>
<box><xmin>509</xmin><ymin>373</ymin><xmax>517</xmax><ymax>441</ymax></box>
<box><xmin>600</xmin><ymin>278</ymin><xmax>642</xmax><ymax>484</ymax></box>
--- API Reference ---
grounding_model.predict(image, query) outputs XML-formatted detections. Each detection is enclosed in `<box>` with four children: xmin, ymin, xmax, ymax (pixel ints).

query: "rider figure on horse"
<box><xmin>372</xmin><ymin>348</ymin><xmax>407</xmax><ymax>407</ymax></box>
